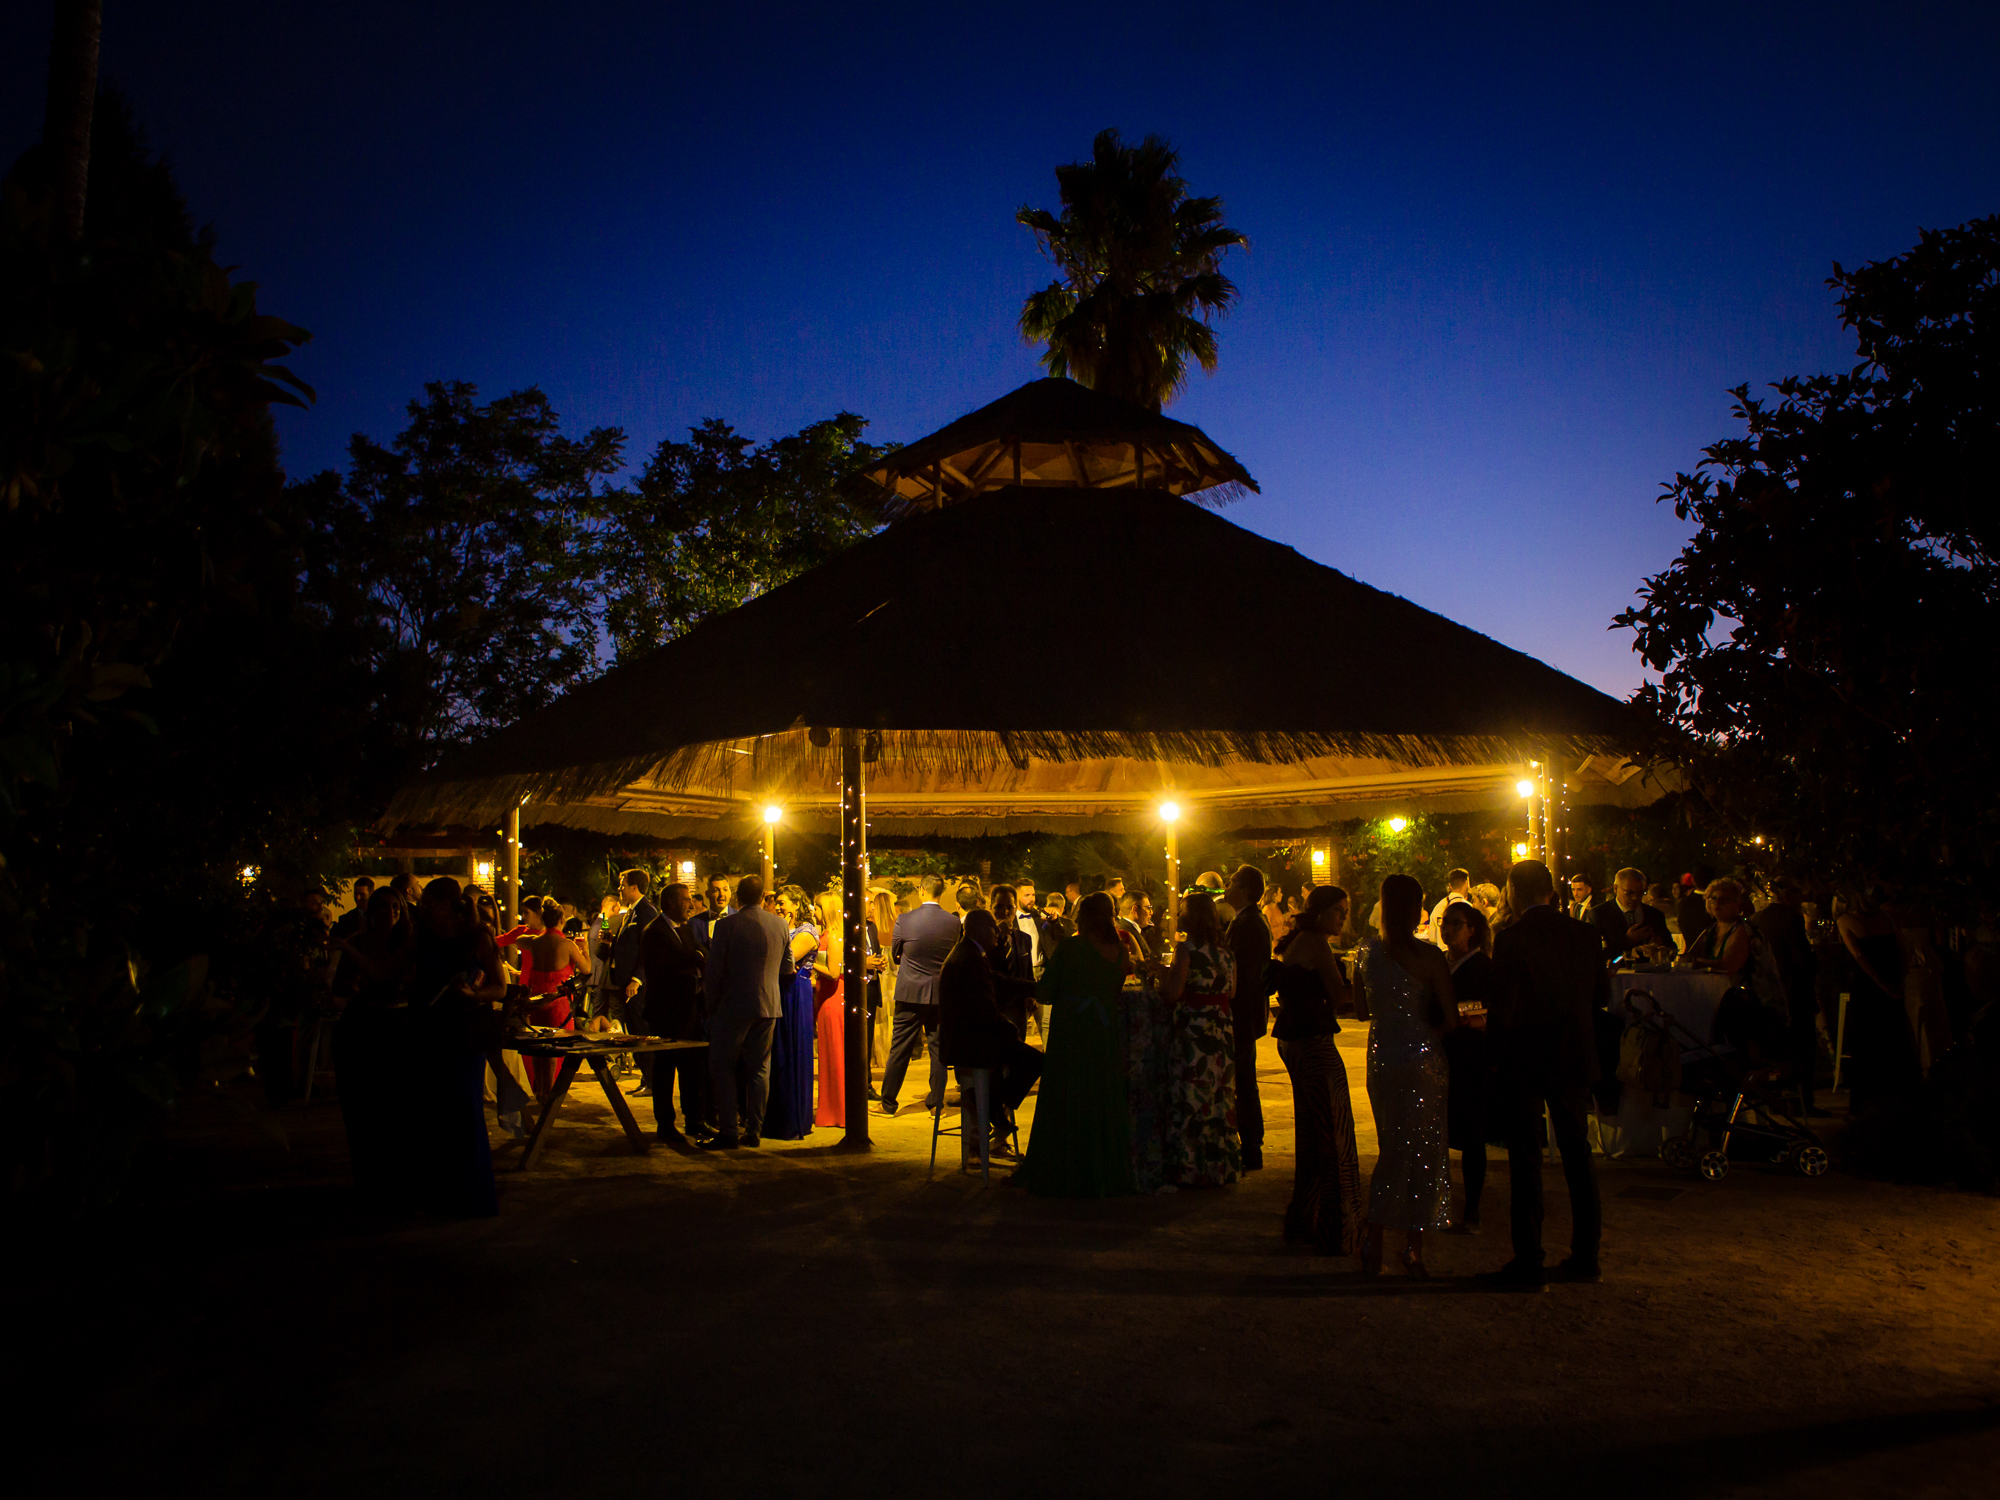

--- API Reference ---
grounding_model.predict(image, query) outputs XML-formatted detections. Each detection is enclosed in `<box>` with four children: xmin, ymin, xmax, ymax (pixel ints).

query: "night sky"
<box><xmin>6</xmin><ymin>3</ymin><xmax>1997</xmax><ymax>696</ymax></box>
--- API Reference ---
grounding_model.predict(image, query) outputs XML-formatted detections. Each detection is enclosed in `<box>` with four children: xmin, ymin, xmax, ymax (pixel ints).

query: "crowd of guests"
<box><xmin>305</xmin><ymin>847</ymin><xmax>1969</xmax><ymax>1273</ymax></box>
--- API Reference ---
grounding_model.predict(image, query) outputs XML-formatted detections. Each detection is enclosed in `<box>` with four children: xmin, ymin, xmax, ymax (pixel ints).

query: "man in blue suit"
<box><xmin>879</xmin><ymin>873</ymin><xmax>960</xmax><ymax>1116</ymax></box>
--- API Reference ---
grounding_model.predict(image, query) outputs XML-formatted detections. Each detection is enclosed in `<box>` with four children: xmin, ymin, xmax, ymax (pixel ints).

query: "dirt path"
<box><xmin>22</xmin><ymin>1038</ymin><xmax>2000</xmax><ymax>1499</ymax></box>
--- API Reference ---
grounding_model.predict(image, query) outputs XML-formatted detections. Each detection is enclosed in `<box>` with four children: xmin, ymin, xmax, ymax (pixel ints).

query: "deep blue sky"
<box><xmin>7</xmin><ymin>3</ymin><xmax>1997</xmax><ymax>695</ymax></box>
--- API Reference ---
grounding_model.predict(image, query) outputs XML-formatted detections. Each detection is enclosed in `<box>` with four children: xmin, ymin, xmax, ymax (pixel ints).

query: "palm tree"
<box><xmin>1016</xmin><ymin>129</ymin><xmax>1247</xmax><ymax>412</ymax></box>
<box><xmin>42</xmin><ymin>0</ymin><xmax>103</xmax><ymax>241</ymax></box>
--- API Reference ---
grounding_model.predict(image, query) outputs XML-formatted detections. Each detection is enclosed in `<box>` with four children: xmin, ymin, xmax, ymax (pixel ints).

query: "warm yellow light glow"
<box><xmin>762</xmin><ymin>804</ymin><xmax>783</xmax><ymax>825</ymax></box>
<box><xmin>1512</xmin><ymin>842</ymin><xmax>1530</xmax><ymax>861</ymax></box>
<box><xmin>239</xmin><ymin>865</ymin><xmax>259</xmax><ymax>885</ymax></box>
<box><xmin>1751</xmin><ymin>835</ymin><xmax>1765</xmax><ymax>846</ymax></box>
<box><xmin>476</xmin><ymin>860</ymin><xmax>494</xmax><ymax>884</ymax></box>
<box><xmin>1310</xmin><ymin>847</ymin><xmax>1328</xmax><ymax>867</ymax></box>
<box><xmin>1158</xmin><ymin>800</ymin><xmax>1180</xmax><ymax>824</ymax></box>
<box><xmin>1387</xmin><ymin>817</ymin><xmax>1408</xmax><ymax>834</ymax></box>
<box><xmin>678</xmin><ymin>859</ymin><xmax>697</xmax><ymax>878</ymax></box>
<box><xmin>1516</xmin><ymin>779</ymin><xmax>1535</xmax><ymax>798</ymax></box>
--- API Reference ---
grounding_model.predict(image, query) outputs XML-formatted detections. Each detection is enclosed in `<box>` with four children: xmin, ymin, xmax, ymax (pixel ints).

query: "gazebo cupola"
<box><xmin>848</xmin><ymin>376</ymin><xmax>1258</xmax><ymax>517</ymax></box>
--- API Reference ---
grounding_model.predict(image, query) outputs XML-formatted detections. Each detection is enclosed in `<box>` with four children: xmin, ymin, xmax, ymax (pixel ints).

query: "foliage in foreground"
<box><xmin>1</xmin><ymin>101</ymin><xmax>371</xmax><ymax>1205</ymax></box>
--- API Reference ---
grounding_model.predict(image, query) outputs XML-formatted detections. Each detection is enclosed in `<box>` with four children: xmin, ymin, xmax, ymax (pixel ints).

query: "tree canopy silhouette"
<box><xmin>1017</xmin><ymin>129</ymin><xmax>1247</xmax><ymax>412</ymax></box>
<box><xmin>1618</xmin><ymin>214</ymin><xmax>1999</xmax><ymax>913</ymax></box>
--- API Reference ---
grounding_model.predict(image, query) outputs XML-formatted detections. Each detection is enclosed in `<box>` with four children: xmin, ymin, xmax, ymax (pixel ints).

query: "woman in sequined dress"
<box><xmin>1360</xmin><ymin>874</ymin><xmax>1458</xmax><ymax>1277</ymax></box>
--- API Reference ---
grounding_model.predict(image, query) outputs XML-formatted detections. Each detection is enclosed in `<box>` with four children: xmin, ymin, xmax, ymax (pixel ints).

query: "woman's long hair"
<box><xmin>1379</xmin><ymin>874</ymin><xmax>1424</xmax><ymax>939</ymax></box>
<box><xmin>1277</xmin><ymin>884</ymin><xmax>1348</xmax><ymax>956</ymax></box>
<box><xmin>1180</xmin><ymin>890</ymin><xmax>1223</xmax><ymax>948</ymax></box>
<box><xmin>1074</xmin><ymin>890</ymin><xmax>1119</xmax><ymax>944</ymax></box>
<box><xmin>868</xmin><ymin>887</ymin><xmax>897</xmax><ymax>942</ymax></box>
<box><xmin>780</xmin><ymin>884</ymin><xmax>812</xmax><ymax>927</ymax></box>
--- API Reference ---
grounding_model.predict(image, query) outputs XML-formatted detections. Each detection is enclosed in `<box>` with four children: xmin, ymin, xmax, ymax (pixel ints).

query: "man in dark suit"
<box><xmin>938</xmin><ymin>910</ymin><xmax>1044</xmax><ymax>1158</ymax></box>
<box><xmin>1224</xmin><ymin>863</ymin><xmax>1273</xmax><ymax>1172</ymax></box>
<box><xmin>700</xmin><ymin>875</ymin><xmax>789</xmax><ymax>1148</ymax></box>
<box><xmin>880</xmin><ymin>873</ymin><xmax>959</xmax><ymax>1116</ymax></box>
<box><xmin>612</xmin><ymin>869</ymin><xmax>660</xmax><ymax>1094</ymax></box>
<box><xmin>640</xmin><ymin>881</ymin><xmax>709</xmax><ymax>1145</ymax></box>
<box><xmin>985</xmin><ymin>884</ymin><xmax>1040</xmax><ymax>1035</ymax></box>
<box><xmin>1483</xmin><ymin>859</ymin><xmax>1609</xmax><ymax>1290</ymax></box>
<box><xmin>1591</xmin><ymin>867</ymin><xmax>1670</xmax><ymax>964</ymax></box>
<box><xmin>1567</xmin><ymin>874</ymin><xmax>1597</xmax><ymax>923</ymax></box>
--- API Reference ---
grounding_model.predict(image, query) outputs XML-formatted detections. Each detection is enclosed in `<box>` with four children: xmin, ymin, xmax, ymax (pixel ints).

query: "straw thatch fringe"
<box><xmin>384</xmin><ymin>725</ymin><xmax>1627</xmax><ymax>831</ymax></box>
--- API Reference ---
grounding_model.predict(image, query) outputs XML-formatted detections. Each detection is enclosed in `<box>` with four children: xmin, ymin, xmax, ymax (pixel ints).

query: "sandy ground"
<box><xmin>21</xmin><ymin>1028</ymin><xmax>2000</xmax><ymax>1499</ymax></box>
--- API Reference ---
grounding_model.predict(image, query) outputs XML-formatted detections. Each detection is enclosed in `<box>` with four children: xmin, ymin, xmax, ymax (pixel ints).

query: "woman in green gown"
<box><xmin>1017</xmin><ymin>892</ymin><xmax>1136</xmax><ymax>1197</ymax></box>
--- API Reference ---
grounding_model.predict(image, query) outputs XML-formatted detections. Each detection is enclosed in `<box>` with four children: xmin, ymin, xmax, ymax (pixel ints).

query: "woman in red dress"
<box><xmin>812</xmin><ymin>893</ymin><xmax>847</xmax><ymax>1128</ymax></box>
<box><xmin>516</xmin><ymin>898</ymin><xmax>588</xmax><ymax>1098</ymax></box>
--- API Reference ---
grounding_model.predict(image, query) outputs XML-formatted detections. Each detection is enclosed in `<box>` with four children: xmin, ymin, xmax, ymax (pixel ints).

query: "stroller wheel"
<box><xmin>1698</xmin><ymin>1150</ymin><xmax>1729</xmax><ymax>1182</ymax></box>
<box><xmin>1659</xmin><ymin>1137</ymin><xmax>1694</xmax><ymax>1171</ymax></box>
<box><xmin>1795</xmin><ymin>1145</ymin><xmax>1829</xmax><ymax>1178</ymax></box>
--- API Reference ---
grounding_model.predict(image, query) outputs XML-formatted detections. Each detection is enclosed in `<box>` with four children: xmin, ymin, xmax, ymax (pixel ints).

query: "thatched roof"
<box><xmin>849</xmin><ymin>377</ymin><xmax>1258</xmax><ymax>518</ymax></box>
<box><xmin>387</xmin><ymin>485</ymin><xmax>1645</xmax><ymax>837</ymax></box>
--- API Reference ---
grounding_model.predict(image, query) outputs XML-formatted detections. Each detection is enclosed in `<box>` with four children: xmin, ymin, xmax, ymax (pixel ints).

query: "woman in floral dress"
<box><xmin>1157</xmin><ymin>891</ymin><xmax>1241</xmax><ymax>1187</ymax></box>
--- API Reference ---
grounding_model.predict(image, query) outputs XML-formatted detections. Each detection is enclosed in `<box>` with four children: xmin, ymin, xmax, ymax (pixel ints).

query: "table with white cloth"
<box><xmin>1610</xmin><ymin>969</ymin><xmax>1733</xmax><ymax>1040</ymax></box>
<box><xmin>1594</xmin><ymin>969</ymin><xmax>1733</xmax><ymax>1158</ymax></box>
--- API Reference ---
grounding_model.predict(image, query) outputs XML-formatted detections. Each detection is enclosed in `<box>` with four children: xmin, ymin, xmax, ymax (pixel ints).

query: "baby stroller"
<box><xmin>1623</xmin><ymin>988</ymin><xmax>1830</xmax><ymax>1182</ymax></box>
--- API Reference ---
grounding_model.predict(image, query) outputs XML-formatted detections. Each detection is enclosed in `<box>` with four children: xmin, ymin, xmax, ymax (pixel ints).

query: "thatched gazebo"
<box><xmin>388</xmin><ymin>378</ymin><xmax>1657</xmax><ymax>1146</ymax></box>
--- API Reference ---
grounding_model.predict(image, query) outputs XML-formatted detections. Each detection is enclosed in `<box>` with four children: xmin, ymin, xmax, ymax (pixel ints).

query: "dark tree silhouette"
<box><xmin>594</xmin><ymin>414</ymin><xmax>890</xmax><ymax>659</ymax></box>
<box><xmin>297</xmin><ymin>383</ymin><xmax>625</xmax><ymax>760</ymax></box>
<box><xmin>1618</xmin><ymin>215</ymin><xmax>1999</xmax><ymax>913</ymax></box>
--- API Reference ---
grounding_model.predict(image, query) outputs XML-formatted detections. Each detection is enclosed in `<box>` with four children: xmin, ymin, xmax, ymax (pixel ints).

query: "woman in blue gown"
<box><xmin>763</xmin><ymin>889</ymin><xmax>819</xmax><ymax>1140</ymax></box>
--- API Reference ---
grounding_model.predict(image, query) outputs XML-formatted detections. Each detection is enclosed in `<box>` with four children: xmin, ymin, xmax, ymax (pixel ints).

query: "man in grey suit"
<box><xmin>1482</xmin><ymin>859</ymin><xmax>1610</xmax><ymax>1290</ymax></box>
<box><xmin>700</xmin><ymin>874</ymin><xmax>790</xmax><ymax>1148</ymax></box>
<box><xmin>878</xmin><ymin>873</ymin><xmax>960</xmax><ymax>1116</ymax></box>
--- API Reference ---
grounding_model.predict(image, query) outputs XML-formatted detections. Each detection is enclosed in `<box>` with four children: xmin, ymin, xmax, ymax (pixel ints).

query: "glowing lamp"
<box><xmin>1512</xmin><ymin>842</ymin><xmax>1530</xmax><ymax>861</ymax></box>
<box><xmin>1311</xmin><ymin>848</ymin><xmax>1328</xmax><ymax>868</ymax></box>
<box><xmin>762</xmin><ymin>805</ymin><xmax>783</xmax><ymax>825</ymax></box>
<box><xmin>1516</xmin><ymin>779</ymin><xmax>1535</xmax><ymax>798</ymax></box>
<box><xmin>476</xmin><ymin>860</ymin><xmax>494</xmax><ymax>884</ymax></box>
<box><xmin>1387</xmin><ymin>817</ymin><xmax>1408</xmax><ymax>834</ymax></box>
<box><xmin>239</xmin><ymin>865</ymin><xmax>259</xmax><ymax>885</ymax></box>
<box><xmin>1158</xmin><ymin>800</ymin><xmax>1180</xmax><ymax>824</ymax></box>
<box><xmin>678</xmin><ymin>859</ymin><xmax>697</xmax><ymax>879</ymax></box>
<box><xmin>1751</xmin><ymin>835</ymin><xmax>1765</xmax><ymax>846</ymax></box>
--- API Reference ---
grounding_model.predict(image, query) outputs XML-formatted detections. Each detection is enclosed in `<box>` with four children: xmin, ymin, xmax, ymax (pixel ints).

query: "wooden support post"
<box><xmin>1550</xmin><ymin>751</ymin><xmax>1570</xmax><ymax>878</ymax></box>
<box><xmin>840</xmin><ymin>729</ymin><xmax>871</xmax><ymax>1147</ymax></box>
<box><xmin>1163</xmin><ymin>823</ymin><xmax>1179</xmax><ymax>957</ymax></box>
<box><xmin>761</xmin><ymin>822</ymin><xmax>776</xmax><ymax>894</ymax></box>
<box><xmin>505</xmin><ymin>804</ymin><xmax>521</xmax><ymax>924</ymax></box>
